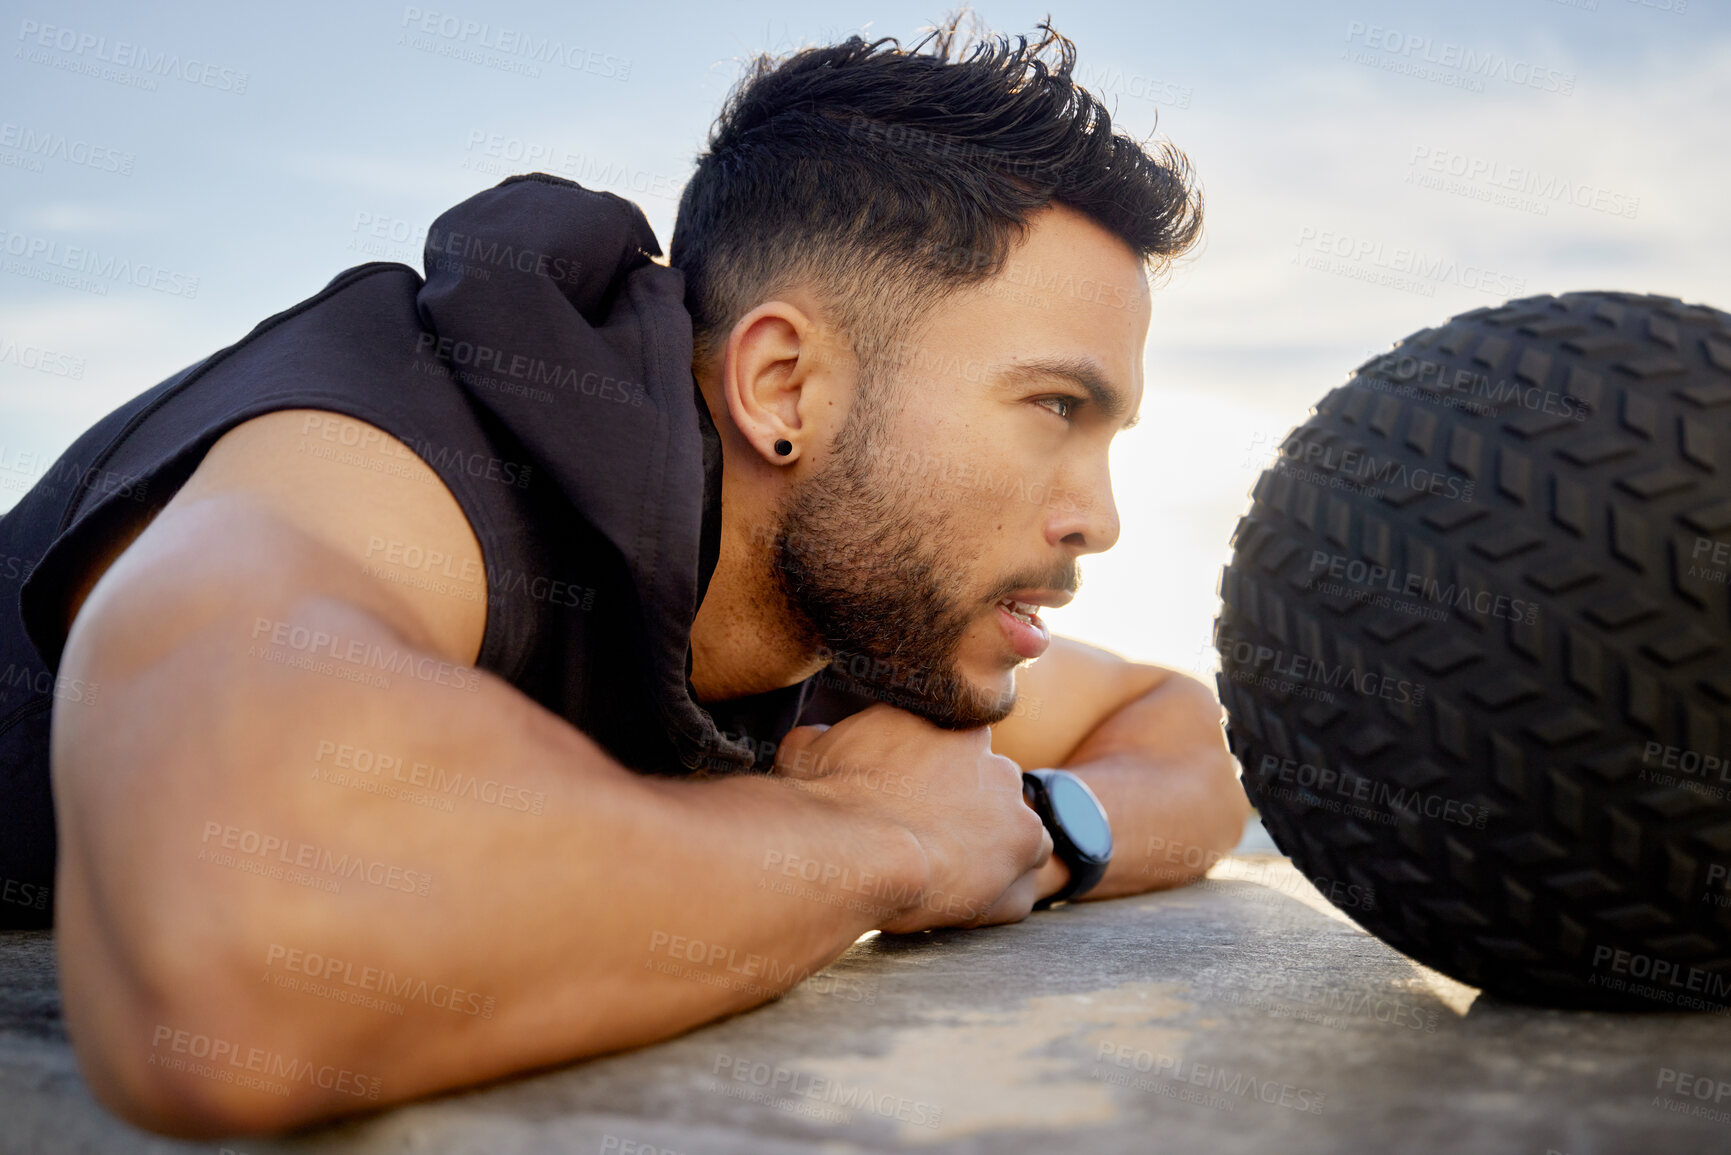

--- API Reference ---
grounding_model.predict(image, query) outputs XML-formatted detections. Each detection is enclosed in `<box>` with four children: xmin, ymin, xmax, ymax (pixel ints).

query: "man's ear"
<box><xmin>721</xmin><ymin>300</ymin><xmax>833</xmax><ymax>466</ymax></box>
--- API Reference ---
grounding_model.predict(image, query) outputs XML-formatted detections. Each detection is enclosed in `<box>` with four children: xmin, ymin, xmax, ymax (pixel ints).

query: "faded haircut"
<box><xmin>669</xmin><ymin>18</ymin><xmax>1204</xmax><ymax>398</ymax></box>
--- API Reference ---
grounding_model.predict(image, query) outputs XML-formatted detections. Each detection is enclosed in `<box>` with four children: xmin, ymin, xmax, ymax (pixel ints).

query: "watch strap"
<box><xmin>1023</xmin><ymin>769</ymin><xmax>1112</xmax><ymax>910</ymax></box>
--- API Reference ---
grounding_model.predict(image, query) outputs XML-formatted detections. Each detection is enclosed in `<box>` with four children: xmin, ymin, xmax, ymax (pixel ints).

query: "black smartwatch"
<box><xmin>1021</xmin><ymin>768</ymin><xmax>1113</xmax><ymax>910</ymax></box>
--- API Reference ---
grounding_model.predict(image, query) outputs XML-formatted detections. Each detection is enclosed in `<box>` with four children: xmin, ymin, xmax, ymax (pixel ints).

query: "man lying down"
<box><xmin>0</xmin><ymin>21</ymin><xmax>1248</xmax><ymax>1138</ymax></box>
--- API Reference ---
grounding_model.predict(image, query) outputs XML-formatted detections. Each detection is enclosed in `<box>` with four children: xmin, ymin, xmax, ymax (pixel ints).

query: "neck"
<box><xmin>688</xmin><ymin>506</ymin><xmax>826</xmax><ymax>704</ymax></box>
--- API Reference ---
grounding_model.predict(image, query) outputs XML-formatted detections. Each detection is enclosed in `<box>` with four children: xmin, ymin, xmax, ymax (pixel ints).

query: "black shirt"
<box><xmin>0</xmin><ymin>175</ymin><xmax>818</xmax><ymax>928</ymax></box>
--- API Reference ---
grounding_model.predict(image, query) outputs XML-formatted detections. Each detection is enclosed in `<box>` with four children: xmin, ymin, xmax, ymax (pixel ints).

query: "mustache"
<box><xmin>992</xmin><ymin>561</ymin><xmax>1082</xmax><ymax>603</ymax></box>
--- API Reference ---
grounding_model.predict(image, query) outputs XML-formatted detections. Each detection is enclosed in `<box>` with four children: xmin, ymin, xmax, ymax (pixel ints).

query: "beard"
<box><xmin>769</xmin><ymin>386</ymin><xmax>1073</xmax><ymax>730</ymax></box>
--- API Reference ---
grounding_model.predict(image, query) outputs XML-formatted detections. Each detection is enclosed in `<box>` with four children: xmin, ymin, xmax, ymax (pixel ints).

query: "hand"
<box><xmin>771</xmin><ymin>703</ymin><xmax>1053</xmax><ymax>933</ymax></box>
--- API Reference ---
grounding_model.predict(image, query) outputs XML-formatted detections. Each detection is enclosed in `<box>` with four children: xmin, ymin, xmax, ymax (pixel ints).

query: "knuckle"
<box><xmin>1002</xmin><ymin>809</ymin><xmax>1043</xmax><ymax>859</ymax></box>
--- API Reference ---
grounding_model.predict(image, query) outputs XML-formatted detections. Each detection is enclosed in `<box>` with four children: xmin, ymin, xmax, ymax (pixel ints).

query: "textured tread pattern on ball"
<box><xmin>1217</xmin><ymin>291</ymin><xmax>1731</xmax><ymax>1010</ymax></box>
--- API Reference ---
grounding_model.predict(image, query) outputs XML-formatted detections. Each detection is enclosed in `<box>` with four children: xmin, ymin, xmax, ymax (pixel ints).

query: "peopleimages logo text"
<box><xmin>0</xmin><ymin>228</ymin><xmax>199</xmax><ymax>297</ymax></box>
<box><xmin>16</xmin><ymin>20</ymin><xmax>249</xmax><ymax>92</ymax></box>
<box><xmin>398</xmin><ymin>8</ymin><xmax>630</xmax><ymax>79</ymax></box>
<box><xmin>1343</xmin><ymin>21</ymin><xmax>1575</xmax><ymax>94</ymax></box>
<box><xmin>0</xmin><ymin>121</ymin><xmax>134</xmax><ymax>174</ymax></box>
<box><xmin>1295</xmin><ymin>227</ymin><xmax>1525</xmax><ymax>298</ymax></box>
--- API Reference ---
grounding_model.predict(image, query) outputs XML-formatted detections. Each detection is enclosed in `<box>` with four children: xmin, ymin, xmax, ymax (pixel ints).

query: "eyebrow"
<box><xmin>1001</xmin><ymin>356</ymin><xmax>1141</xmax><ymax>431</ymax></box>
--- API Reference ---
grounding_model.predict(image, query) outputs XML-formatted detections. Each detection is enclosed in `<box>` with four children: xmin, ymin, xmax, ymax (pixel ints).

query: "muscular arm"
<box><xmin>51</xmin><ymin>411</ymin><xmax>927</xmax><ymax>1137</ymax></box>
<box><xmin>994</xmin><ymin>636</ymin><xmax>1252</xmax><ymax>901</ymax></box>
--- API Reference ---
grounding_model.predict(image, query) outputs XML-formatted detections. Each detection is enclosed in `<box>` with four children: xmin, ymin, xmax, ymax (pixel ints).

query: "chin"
<box><xmin>960</xmin><ymin>634</ymin><xmax>1027</xmax><ymax>682</ymax></box>
<box><xmin>945</xmin><ymin>661</ymin><xmax>1019</xmax><ymax>725</ymax></box>
<box><xmin>865</xmin><ymin>661</ymin><xmax>1017</xmax><ymax>731</ymax></box>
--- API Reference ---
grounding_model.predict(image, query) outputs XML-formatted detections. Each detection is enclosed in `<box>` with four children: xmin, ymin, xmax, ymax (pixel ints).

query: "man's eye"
<box><xmin>1037</xmin><ymin>395</ymin><xmax>1078</xmax><ymax>420</ymax></box>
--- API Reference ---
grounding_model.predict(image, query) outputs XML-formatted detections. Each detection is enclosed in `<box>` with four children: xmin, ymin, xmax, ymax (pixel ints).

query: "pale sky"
<box><xmin>3</xmin><ymin>0</ymin><xmax>1726</xmax><ymax>678</ymax></box>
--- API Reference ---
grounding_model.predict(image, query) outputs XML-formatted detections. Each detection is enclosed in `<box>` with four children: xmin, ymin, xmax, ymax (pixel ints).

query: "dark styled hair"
<box><xmin>670</xmin><ymin>18</ymin><xmax>1204</xmax><ymax>387</ymax></box>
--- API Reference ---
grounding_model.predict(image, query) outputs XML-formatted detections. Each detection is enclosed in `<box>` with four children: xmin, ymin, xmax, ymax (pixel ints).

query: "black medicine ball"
<box><xmin>1216</xmin><ymin>291</ymin><xmax>1731</xmax><ymax>1011</ymax></box>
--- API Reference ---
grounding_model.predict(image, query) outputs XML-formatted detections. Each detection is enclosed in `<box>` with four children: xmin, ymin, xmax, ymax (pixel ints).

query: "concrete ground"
<box><xmin>4</xmin><ymin>818</ymin><xmax>1728</xmax><ymax>1155</ymax></box>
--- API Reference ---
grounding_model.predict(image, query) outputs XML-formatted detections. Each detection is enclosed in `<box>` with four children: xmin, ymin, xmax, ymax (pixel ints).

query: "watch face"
<box><xmin>1049</xmin><ymin>774</ymin><xmax>1112</xmax><ymax>859</ymax></box>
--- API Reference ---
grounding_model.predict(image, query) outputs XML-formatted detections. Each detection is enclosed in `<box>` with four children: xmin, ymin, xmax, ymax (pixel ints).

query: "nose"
<box><xmin>1052</xmin><ymin>456</ymin><xmax>1121</xmax><ymax>555</ymax></box>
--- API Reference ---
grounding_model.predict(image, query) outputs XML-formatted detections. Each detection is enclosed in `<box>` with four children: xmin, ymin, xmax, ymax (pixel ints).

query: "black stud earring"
<box><xmin>774</xmin><ymin>439</ymin><xmax>793</xmax><ymax>457</ymax></box>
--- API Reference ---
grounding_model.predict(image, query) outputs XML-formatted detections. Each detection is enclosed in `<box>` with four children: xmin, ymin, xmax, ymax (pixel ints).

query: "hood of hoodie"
<box><xmin>415</xmin><ymin>173</ymin><xmax>764</xmax><ymax>773</ymax></box>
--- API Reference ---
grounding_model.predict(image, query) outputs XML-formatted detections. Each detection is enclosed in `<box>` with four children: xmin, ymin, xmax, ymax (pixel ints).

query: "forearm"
<box><xmin>1033</xmin><ymin>671</ymin><xmax>1249</xmax><ymax>902</ymax></box>
<box><xmin>57</xmin><ymin>575</ymin><xmax>921</xmax><ymax>1135</ymax></box>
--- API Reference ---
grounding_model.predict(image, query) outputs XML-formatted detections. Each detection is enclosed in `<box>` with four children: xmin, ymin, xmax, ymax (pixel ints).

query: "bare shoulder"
<box><xmin>64</xmin><ymin>408</ymin><xmax>488</xmax><ymax>666</ymax></box>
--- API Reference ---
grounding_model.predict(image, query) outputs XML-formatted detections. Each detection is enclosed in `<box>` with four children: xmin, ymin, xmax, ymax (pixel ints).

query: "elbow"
<box><xmin>1139</xmin><ymin>673</ymin><xmax>1254</xmax><ymax>892</ymax></box>
<box><xmin>51</xmin><ymin>643</ymin><xmax>377</xmax><ymax>1137</ymax></box>
<box><xmin>1205</xmin><ymin>747</ymin><xmax>1255</xmax><ymax>859</ymax></box>
<box><xmin>56</xmin><ymin>873</ymin><xmax>344</xmax><ymax>1138</ymax></box>
<box><xmin>1173</xmin><ymin>672</ymin><xmax>1256</xmax><ymax>859</ymax></box>
<box><xmin>59</xmin><ymin>889</ymin><xmax>363</xmax><ymax>1139</ymax></box>
<box><xmin>70</xmin><ymin>984</ymin><xmax>314</xmax><ymax>1139</ymax></box>
<box><xmin>86</xmin><ymin>1048</ymin><xmax>298</xmax><ymax>1141</ymax></box>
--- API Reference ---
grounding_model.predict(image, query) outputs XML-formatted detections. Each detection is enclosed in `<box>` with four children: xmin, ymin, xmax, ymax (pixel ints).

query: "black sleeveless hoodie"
<box><xmin>0</xmin><ymin>175</ymin><xmax>816</xmax><ymax>928</ymax></box>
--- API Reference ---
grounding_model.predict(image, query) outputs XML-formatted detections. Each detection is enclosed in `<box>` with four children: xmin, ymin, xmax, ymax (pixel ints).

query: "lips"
<box><xmin>995</xmin><ymin>596</ymin><xmax>1054</xmax><ymax>660</ymax></box>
